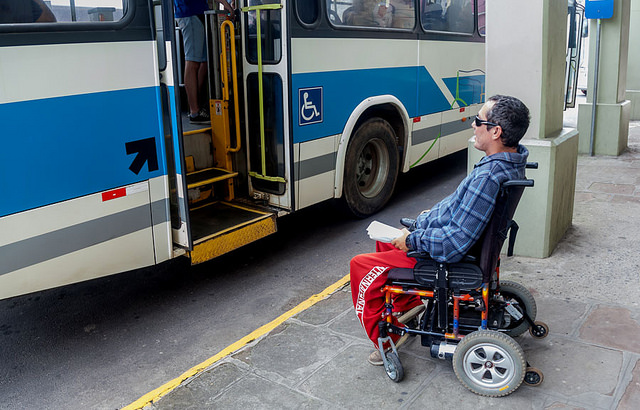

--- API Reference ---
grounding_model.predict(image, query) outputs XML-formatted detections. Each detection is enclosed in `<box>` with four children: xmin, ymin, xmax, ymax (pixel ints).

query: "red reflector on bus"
<box><xmin>102</xmin><ymin>188</ymin><xmax>126</xmax><ymax>201</ymax></box>
<box><xmin>413</xmin><ymin>117</ymin><xmax>421</xmax><ymax>123</ymax></box>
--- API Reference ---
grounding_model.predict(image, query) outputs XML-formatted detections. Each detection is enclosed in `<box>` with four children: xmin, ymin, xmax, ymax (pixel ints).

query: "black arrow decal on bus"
<box><xmin>125</xmin><ymin>137</ymin><xmax>159</xmax><ymax>175</ymax></box>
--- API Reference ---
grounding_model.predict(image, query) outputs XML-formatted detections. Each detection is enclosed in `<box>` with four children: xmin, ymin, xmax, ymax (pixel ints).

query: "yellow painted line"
<box><xmin>123</xmin><ymin>273</ymin><xmax>351</xmax><ymax>410</ymax></box>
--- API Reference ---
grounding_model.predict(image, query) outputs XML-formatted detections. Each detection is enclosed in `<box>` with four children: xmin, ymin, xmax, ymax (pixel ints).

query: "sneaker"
<box><xmin>368</xmin><ymin>333</ymin><xmax>409</xmax><ymax>366</ymax></box>
<box><xmin>368</xmin><ymin>349</ymin><xmax>385</xmax><ymax>366</ymax></box>
<box><xmin>188</xmin><ymin>109</ymin><xmax>210</xmax><ymax>124</ymax></box>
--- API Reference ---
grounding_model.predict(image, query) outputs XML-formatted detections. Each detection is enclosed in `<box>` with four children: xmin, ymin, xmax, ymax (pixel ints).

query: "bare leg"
<box><xmin>184</xmin><ymin>60</ymin><xmax>201</xmax><ymax>116</ymax></box>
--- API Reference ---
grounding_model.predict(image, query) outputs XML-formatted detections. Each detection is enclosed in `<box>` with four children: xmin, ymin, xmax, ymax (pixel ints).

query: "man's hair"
<box><xmin>485</xmin><ymin>95</ymin><xmax>531</xmax><ymax>147</ymax></box>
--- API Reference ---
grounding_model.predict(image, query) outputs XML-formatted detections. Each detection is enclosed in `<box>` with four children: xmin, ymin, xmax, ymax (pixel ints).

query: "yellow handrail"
<box><xmin>220</xmin><ymin>19</ymin><xmax>242</xmax><ymax>153</ymax></box>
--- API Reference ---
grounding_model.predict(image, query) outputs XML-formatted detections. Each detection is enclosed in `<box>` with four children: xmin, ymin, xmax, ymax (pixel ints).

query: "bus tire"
<box><xmin>343</xmin><ymin>117</ymin><xmax>399</xmax><ymax>218</ymax></box>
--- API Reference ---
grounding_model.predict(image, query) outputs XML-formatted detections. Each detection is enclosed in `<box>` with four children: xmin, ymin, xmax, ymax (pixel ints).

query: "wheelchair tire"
<box><xmin>498</xmin><ymin>280</ymin><xmax>537</xmax><ymax>337</ymax></box>
<box><xmin>452</xmin><ymin>330</ymin><xmax>526</xmax><ymax>397</ymax></box>
<box><xmin>384</xmin><ymin>352</ymin><xmax>404</xmax><ymax>383</ymax></box>
<box><xmin>524</xmin><ymin>366</ymin><xmax>544</xmax><ymax>387</ymax></box>
<box><xmin>342</xmin><ymin>117</ymin><xmax>399</xmax><ymax>218</ymax></box>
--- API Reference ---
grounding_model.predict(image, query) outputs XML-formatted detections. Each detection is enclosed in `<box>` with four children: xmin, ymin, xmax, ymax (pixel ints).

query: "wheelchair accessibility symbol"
<box><xmin>299</xmin><ymin>87</ymin><xmax>323</xmax><ymax>126</ymax></box>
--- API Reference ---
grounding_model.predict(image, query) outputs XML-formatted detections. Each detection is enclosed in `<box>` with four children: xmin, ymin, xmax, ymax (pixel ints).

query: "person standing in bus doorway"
<box><xmin>174</xmin><ymin>0</ymin><xmax>234</xmax><ymax>124</ymax></box>
<box><xmin>350</xmin><ymin>95</ymin><xmax>531</xmax><ymax>365</ymax></box>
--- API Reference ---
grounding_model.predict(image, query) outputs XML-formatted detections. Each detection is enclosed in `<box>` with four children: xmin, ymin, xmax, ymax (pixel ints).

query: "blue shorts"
<box><xmin>177</xmin><ymin>15</ymin><xmax>206</xmax><ymax>63</ymax></box>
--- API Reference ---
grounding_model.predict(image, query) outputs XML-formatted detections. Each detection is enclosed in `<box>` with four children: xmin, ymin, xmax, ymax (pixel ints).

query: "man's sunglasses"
<box><xmin>474</xmin><ymin>115</ymin><xmax>500</xmax><ymax>128</ymax></box>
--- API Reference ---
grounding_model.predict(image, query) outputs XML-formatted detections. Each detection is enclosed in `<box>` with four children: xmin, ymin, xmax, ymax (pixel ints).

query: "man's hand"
<box><xmin>391</xmin><ymin>228</ymin><xmax>411</xmax><ymax>252</ymax></box>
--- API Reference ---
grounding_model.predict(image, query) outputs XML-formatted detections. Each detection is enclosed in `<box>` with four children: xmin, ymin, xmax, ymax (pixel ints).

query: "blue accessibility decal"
<box><xmin>299</xmin><ymin>87</ymin><xmax>323</xmax><ymax>126</ymax></box>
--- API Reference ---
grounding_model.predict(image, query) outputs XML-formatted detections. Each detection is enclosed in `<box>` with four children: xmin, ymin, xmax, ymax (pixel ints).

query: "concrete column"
<box><xmin>468</xmin><ymin>0</ymin><xmax>579</xmax><ymax>258</ymax></box>
<box><xmin>627</xmin><ymin>0</ymin><xmax>640</xmax><ymax>120</ymax></box>
<box><xmin>577</xmin><ymin>0</ymin><xmax>631</xmax><ymax>154</ymax></box>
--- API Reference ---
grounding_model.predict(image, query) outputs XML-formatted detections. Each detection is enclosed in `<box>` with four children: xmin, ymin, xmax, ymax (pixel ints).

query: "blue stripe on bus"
<box><xmin>0</xmin><ymin>87</ymin><xmax>165</xmax><ymax>218</ymax></box>
<box><xmin>291</xmin><ymin>66</ymin><xmax>453</xmax><ymax>144</ymax></box>
<box><xmin>442</xmin><ymin>74</ymin><xmax>485</xmax><ymax>107</ymax></box>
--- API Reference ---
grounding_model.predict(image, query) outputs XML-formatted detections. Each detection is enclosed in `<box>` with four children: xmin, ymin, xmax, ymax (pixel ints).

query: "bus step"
<box><xmin>186</xmin><ymin>167</ymin><xmax>238</xmax><ymax>190</ymax></box>
<box><xmin>189</xmin><ymin>202</ymin><xmax>277</xmax><ymax>264</ymax></box>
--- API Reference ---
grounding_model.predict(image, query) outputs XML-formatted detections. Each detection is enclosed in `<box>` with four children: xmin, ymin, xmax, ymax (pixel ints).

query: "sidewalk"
<box><xmin>144</xmin><ymin>122</ymin><xmax>640</xmax><ymax>409</ymax></box>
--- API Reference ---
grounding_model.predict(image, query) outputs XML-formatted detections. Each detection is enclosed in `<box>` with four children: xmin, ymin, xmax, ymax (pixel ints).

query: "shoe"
<box><xmin>188</xmin><ymin>109</ymin><xmax>210</xmax><ymax>124</ymax></box>
<box><xmin>368</xmin><ymin>349</ymin><xmax>385</xmax><ymax>366</ymax></box>
<box><xmin>368</xmin><ymin>333</ymin><xmax>409</xmax><ymax>366</ymax></box>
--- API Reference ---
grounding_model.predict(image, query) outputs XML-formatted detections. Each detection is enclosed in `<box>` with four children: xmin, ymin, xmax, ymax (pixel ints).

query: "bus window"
<box><xmin>421</xmin><ymin>0</ymin><xmax>473</xmax><ymax>34</ymax></box>
<box><xmin>477</xmin><ymin>0</ymin><xmax>486</xmax><ymax>36</ymax></box>
<box><xmin>0</xmin><ymin>0</ymin><xmax>127</xmax><ymax>24</ymax></box>
<box><xmin>327</xmin><ymin>0</ymin><xmax>416</xmax><ymax>30</ymax></box>
<box><xmin>295</xmin><ymin>0</ymin><xmax>320</xmax><ymax>26</ymax></box>
<box><xmin>245</xmin><ymin>0</ymin><xmax>282</xmax><ymax>64</ymax></box>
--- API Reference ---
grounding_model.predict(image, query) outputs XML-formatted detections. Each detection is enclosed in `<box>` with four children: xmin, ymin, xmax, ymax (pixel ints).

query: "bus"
<box><xmin>0</xmin><ymin>0</ymin><xmax>486</xmax><ymax>300</ymax></box>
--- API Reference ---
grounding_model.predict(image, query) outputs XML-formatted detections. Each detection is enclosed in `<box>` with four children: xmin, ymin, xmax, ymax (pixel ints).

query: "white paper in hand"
<box><xmin>366</xmin><ymin>221</ymin><xmax>403</xmax><ymax>243</ymax></box>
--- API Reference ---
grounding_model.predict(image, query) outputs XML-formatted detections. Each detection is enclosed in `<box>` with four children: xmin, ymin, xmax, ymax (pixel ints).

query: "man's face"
<box><xmin>472</xmin><ymin>101</ymin><xmax>496</xmax><ymax>153</ymax></box>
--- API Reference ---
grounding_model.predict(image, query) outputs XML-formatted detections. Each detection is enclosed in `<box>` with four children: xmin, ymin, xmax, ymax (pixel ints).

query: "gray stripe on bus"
<box><xmin>292</xmin><ymin>117</ymin><xmax>473</xmax><ymax>181</ymax></box>
<box><xmin>412</xmin><ymin>124</ymin><xmax>441</xmax><ymax>145</ymax></box>
<box><xmin>296</xmin><ymin>152</ymin><xmax>336</xmax><ymax>181</ymax></box>
<box><xmin>0</xmin><ymin>201</ymin><xmax>167</xmax><ymax>277</ymax></box>
<box><xmin>441</xmin><ymin>116</ymin><xmax>473</xmax><ymax>136</ymax></box>
<box><xmin>411</xmin><ymin>117</ymin><xmax>473</xmax><ymax>146</ymax></box>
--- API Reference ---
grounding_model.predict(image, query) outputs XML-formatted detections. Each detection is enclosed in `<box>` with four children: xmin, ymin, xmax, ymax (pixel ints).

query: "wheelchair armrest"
<box><xmin>526</xmin><ymin>162</ymin><xmax>538</xmax><ymax>169</ymax></box>
<box><xmin>407</xmin><ymin>250</ymin><xmax>430</xmax><ymax>259</ymax></box>
<box><xmin>503</xmin><ymin>179</ymin><xmax>534</xmax><ymax>188</ymax></box>
<box><xmin>400</xmin><ymin>218</ymin><xmax>416</xmax><ymax>231</ymax></box>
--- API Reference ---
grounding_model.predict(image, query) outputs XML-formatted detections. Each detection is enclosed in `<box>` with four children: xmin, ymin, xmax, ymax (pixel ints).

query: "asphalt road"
<box><xmin>0</xmin><ymin>151</ymin><xmax>467</xmax><ymax>410</ymax></box>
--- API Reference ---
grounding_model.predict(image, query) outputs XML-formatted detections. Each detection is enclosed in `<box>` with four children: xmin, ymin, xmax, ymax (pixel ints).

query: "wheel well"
<box><xmin>354</xmin><ymin>104</ymin><xmax>406</xmax><ymax>153</ymax></box>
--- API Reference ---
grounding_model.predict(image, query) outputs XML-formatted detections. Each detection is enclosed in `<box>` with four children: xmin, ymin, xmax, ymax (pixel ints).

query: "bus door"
<box><xmin>241</xmin><ymin>1</ymin><xmax>293</xmax><ymax>210</ymax></box>
<box><xmin>155</xmin><ymin>0</ymin><xmax>191</xmax><ymax>251</ymax></box>
<box><xmin>161</xmin><ymin>3</ymin><xmax>278</xmax><ymax>264</ymax></box>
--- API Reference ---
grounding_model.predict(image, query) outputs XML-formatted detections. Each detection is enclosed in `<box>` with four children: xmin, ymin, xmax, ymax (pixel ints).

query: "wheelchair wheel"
<box><xmin>498</xmin><ymin>281</ymin><xmax>537</xmax><ymax>337</ymax></box>
<box><xmin>452</xmin><ymin>330</ymin><xmax>526</xmax><ymax>397</ymax></box>
<box><xmin>384</xmin><ymin>352</ymin><xmax>404</xmax><ymax>383</ymax></box>
<box><xmin>524</xmin><ymin>366</ymin><xmax>544</xmax><ymax>387</ymax></box>
<box><xmin>529</xmin><ymin>321</ymin><xmax>549</xmax><ymax>339</ymax></box>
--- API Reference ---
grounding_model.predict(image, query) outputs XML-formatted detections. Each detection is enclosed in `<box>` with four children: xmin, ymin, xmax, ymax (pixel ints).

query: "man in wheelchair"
<box><xmin>350</xmin><ymin>95</ymin><xmax>544</xmax><ymax>395</ymax></box>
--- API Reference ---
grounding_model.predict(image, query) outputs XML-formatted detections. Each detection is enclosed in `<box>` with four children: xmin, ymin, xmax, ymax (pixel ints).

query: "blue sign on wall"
<box><xmin>585</xmin><ymin>0</ymin><xmax>614</xmax><ymax>19</ymax></box>
<box><xmin>298</xmin><ymin>87</ymin><xmax>323</xmax><ymax>126</ymax></box>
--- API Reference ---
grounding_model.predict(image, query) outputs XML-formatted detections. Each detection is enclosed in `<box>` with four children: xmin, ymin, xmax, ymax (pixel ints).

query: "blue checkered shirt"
<box><xmin>406</xmin><ymin>145</ymin><xmax>529</xmax><ymax>263</ymax></box>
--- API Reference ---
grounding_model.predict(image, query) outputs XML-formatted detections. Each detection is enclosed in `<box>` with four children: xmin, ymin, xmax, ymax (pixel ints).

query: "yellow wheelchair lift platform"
<box><xmin>188</xmin><ymin>201</ymin><xmax>276</xmax><ymax>265</ymax></box>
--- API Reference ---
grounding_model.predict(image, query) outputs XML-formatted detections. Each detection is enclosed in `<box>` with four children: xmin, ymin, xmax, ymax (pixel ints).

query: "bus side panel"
<box><xmin>0</xmin><ymin>183</ymin><xmax>156</xmax><ymax>300</ymax></box>
<box><xmin>0</xmin><ymin>42</ymin><xmax>165</xmax><ymax>218</ymax></box>
<box><xmin>0</xmin><ymin>40</ymin><xmax>170</xmax><ymax>298</ymax></box>
<box><xmin>294</xmin><ymin>135</ymin><xmax>340</xmax><ymax>210</ymax></box>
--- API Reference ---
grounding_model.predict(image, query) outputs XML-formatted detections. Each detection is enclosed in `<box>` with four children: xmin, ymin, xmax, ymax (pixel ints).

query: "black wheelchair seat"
<box><xmin>388</xmin><ymin>259</ymin><xmax>483</xmax><ymax>291</ymax></box>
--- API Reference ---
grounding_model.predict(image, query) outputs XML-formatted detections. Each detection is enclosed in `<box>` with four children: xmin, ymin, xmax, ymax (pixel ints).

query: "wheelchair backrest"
<box><xmin>467</xmin><ymin>181</ymin><xmax>530</xmax><ymax>283</ymax></box>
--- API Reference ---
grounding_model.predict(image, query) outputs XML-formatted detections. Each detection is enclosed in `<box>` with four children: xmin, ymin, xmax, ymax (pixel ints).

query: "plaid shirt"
<box><xmin>406</xmin><ymin>145</ymin><xmax>529</xmax><ymax>263</ymax></box>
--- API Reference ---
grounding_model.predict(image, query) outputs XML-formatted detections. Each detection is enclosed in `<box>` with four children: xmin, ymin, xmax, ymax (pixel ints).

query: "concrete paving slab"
<box><xmin>297</xmin><ymin>342</ymin><xmax>436</xmax><ymax>408</ymax></box>
<box><xmin>153</xmin><ymin>362</ymin><xmax>246</xmax><ymax>409</ymax></box>
<box><xmin>407</xmin><ymin>369</ymin><xmax>561</xmax><ymax>409</ymax></box>
<box><xmin>232</xmin><ymin>322</ymin><xmax>349</xmax><ymax>388</ymax></box>
<box><xmin>618</xmin><ymin>358</ymin><xmax>640</xmax><ymax>410</ymax></box>
<box><xmin>294</xmin><ymin>289</ymin><xmax>353</xmax><ymax>326</ymax></box>
<box><xmin>327</xmin><ymin>308</ymin><xmax>370</xmax><ymax>341</ymax></box>
<box><xmin>533</xmin><ymin>295</ymin><xmax>589</xmax><ymax>338</ymax></box>
<box><xmin>205</xmin><ymin>373</ymin><xmax>328</xmax><ymax>409</ymax></box>
<box><xmin>579</xmin><ymin>306</ymin><xmax>640</xmax><ymax>354</ymax></box>
<box><xmin>519</xmin><ymin>335</ymin><xmax>622</xmax><ymax>408</ymax></box>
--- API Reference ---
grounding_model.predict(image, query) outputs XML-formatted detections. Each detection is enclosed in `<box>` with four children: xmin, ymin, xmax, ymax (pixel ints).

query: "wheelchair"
<box><xmin>377</xmin><ymin>163</ymin><xmax>548</xmax><ymax>397</ymax></box>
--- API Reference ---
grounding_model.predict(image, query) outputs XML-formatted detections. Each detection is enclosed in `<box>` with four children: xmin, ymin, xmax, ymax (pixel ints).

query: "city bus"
<box><xmin>0</xmin><ymin>0</ymin><xmax>486</xmax><ymax>300</ymax></box>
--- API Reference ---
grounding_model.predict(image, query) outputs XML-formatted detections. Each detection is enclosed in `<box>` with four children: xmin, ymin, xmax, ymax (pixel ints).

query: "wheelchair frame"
<box><xmin>375</xmin><ymin>164</ymin><xmax>548</xmax><ymax>397</ymax></box>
